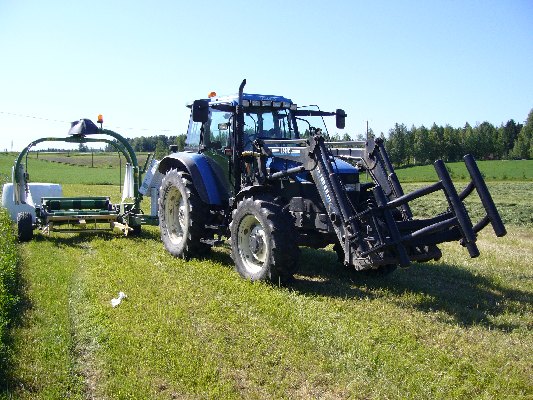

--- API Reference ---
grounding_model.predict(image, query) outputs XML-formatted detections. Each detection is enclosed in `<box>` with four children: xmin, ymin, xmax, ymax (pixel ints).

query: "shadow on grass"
<box><xmin>156</xmin><ymin>241</ymin><xmax>531</xmax><ymax>332</ymax></box>
<box><xmin>293</xmin><ymin>247</ymin><xmax>532</xmax><ymax>331</ymax></box>
<box><xmin>29</xmin><ymin>226</ymin><xmax>162</xmax><ymax>247</ymax></box>
<box><xmin>0</xmin><ymin>253</ymin><xmax>35</xmax><ymax>393</ymax></box>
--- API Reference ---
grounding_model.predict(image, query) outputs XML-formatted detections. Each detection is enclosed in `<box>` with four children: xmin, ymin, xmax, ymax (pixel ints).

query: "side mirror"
<box><xmin>336</xmin><ymin>109</ymin><xmax>347</xmax><ymax>129</ymax></box>
<box><xmin>192</xmin><ymin>100</ymin><xmax>209</xmax><ymax>123</ymax></box>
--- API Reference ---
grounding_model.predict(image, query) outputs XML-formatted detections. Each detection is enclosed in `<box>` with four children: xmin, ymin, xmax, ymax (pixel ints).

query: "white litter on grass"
<box><xmin>111</xmin><ymin>291</ymin><xmax>127</xmax><ymax>307</ymax></box>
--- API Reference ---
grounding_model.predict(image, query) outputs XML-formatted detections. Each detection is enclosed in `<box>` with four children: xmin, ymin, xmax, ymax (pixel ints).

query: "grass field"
<box><xmin>0</xmin><ymin>152</ymin><xmax>152</xmax><ymax>186</ymax></box>
<box><xmin>3</xmin><ymin>152</ymin><xmax>533</xmax><ymax>183</ymax></box>
<box><xmin>395</xmin><ymin>159</ymin><xmax>533</xmax><ymax>182</ymax></box>
<box><xmin>0</xmin><ymin>155</ymin><xmax>532</xmax><ymax>398</ymax></box>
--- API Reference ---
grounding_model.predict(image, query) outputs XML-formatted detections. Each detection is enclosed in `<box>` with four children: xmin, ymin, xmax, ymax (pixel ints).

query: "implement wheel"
<box><xmin>158</xmin><ymin>169</ymin><xmax>210</xmax><ymax>259</ymax></box>
<box><xmin>17</xmin><ymin>212</ymin><xmax>33</xmax><ymax>242</ymax></box>
<box><xmin>230</xmin><ymin>196</ymin><xmax>299</xmax><ymax>283</ymax></box>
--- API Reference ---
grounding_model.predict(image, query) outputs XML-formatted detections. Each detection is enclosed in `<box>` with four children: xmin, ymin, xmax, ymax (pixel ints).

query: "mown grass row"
<box><xmin>403</xmin><ymin>181</ymin><xmax>533</xmax><ymax>226</ymax></box>
<box><xmin>0</xmin><ymin>208</ymin><xmax>20</xmax><ymax>389</ymax></box>
<box><xmin>22</xmin><ymin>152</ymin><xmax>151</xmax><ymax>170</ymax></box>
<box><xmin>1</xmin><ymin>152</ymin><xmax>151</xmax><ymax>170</ymax></box>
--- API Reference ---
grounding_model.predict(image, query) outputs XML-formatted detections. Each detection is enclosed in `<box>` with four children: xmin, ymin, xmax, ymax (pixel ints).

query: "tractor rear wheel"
<box><xmin>17</xmin><ymin>212</ymin><xmax>33</xmax><ymax>242</ymax></box>
<box><xmin>158</xmin><ymin>169</ymin><xmax>210</xmax><ymax>259</ymax></box>
<box><xmin>230</xmin><ymin>196</ymin><xmax>299</xmax><ymax>283</ymax></box>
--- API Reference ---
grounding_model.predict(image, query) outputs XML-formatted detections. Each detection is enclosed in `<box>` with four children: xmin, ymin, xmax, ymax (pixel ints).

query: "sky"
<box><xmin>0</xmin><ymin>0</ymin><xmax>532</xmax><ymax>151</ymax></box>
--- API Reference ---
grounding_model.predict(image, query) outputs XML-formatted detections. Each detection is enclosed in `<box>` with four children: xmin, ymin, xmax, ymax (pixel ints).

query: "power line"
<box><xmin>0</xmin><ymin>110</ymin><xmax>68</xmax><ymax>124</ymax></box>
<box><xmin>0</xmin><ymin>110</ymin><xmax>177</xmax><ymax>133</ymax></box>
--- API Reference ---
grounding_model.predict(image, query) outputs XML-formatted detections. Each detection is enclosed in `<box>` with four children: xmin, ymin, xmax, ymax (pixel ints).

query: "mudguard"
<box><xmin>158</xmin><ymin>152</ymin><xmax>229</xmax><ymax>206</ymax></box>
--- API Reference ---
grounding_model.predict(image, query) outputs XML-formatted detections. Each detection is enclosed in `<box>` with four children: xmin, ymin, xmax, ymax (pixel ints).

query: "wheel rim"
<box><xmin>237</xmin><ymin>214</ymin><xmax>267</xmax><ymax>274</ymax></box>
<box><xmin>165</xmin><ymin>186</ymin><xmax>186</xmax><ymax>245</ymax></box>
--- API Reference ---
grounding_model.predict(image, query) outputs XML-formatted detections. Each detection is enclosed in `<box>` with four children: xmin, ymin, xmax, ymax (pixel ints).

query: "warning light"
<box><xmin>208</xmin><ymin>91</ymin><xmax>217</xmax><ymax>98</ymax></box>
<box><xmin>97</xmin><ymin>114</ymin><xmax>104</xmax><ymax>124</ymax></box>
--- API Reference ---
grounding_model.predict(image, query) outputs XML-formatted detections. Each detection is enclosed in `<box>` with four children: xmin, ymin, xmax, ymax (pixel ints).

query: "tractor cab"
<box><xmin>185</xmin><ymin>93</ymin><xmax>298</xmax><ymax>151</ymax></box>
<box><xmin>181</xmin><ymin>92</ymin><xmax>353</xmax><ymax>196</ymax></box>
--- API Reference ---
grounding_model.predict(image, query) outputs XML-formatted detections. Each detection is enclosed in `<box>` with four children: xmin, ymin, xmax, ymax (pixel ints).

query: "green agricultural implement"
<box><xmin>8</xmin><ymin>117</ymin><xmax>159</xmax><ymax>241</ymax></box>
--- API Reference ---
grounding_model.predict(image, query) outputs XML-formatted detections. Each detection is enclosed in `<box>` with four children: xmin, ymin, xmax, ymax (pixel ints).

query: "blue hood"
<box><xmin>267</xmin><ymin>155</ymin><xmax>358</xmax><ymax>182</ymax></box>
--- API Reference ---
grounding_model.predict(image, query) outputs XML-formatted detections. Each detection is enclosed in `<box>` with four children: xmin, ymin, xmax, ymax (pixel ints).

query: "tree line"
<box><xmin>382</xmin><ymin>109</ymin><xmax>533</xmax><ymax>167</ymax></box>
<box><xmin>102</xmin><ymin>132</ymin><xmax>187</xmax><ymax>159</ymax></box>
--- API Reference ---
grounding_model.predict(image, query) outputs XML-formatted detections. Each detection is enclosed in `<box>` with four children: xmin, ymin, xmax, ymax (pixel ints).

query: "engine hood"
<box><xmin>267</xmin><ymin>155</ymin><xmax>358</xmax><ymax>182</ymax></box>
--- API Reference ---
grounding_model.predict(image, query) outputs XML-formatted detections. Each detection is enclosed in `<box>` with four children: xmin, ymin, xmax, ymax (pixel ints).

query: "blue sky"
<box><xmin>1</xmin><ymin>0</ymin><xmax>532</xmax><ymax>151</ymax></box>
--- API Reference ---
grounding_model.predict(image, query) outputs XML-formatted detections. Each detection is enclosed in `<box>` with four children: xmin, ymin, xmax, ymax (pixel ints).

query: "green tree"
<box><xmin>501</xmin><ymin>119</ymin><xmax>522</xmax><ymax>158</ymax></box>
<box><xmin>342</xmin><ymin>132</ymin><xmax>352</xmax><ymax>141</ymax></box>
<box><xmin>428</xmin><ymin>123</ymin><xmax>443</xmax><ymax>161</ymax></box>
<box><xmin>155</xmin><ymin>139</ymin><xmax>168</xmax><ymax>160</ymax></box>
<box><xmin>463</xmin><ymin>122</ymin><xmax>480</xmax><ymax>158</ymax></box>
<box><xmin>476</xmin><ymin>121</ymin><xmax>498</xmax><ymax>159</ymax></box>
<box><xmin>414</xmin><ymin>125</ymin><xmax>430</xmax><ymax>164</ymax></box>
<box><xmin>175</xmin><ymin>134</ymin><xmax>187</xmax><ymax>151</ymax></box>
<box><xmin>386</xmin><ymin>123</ymin><xmax>408</xmax><ymax>166</ymax></box>
<box><xmin>511</xmin><ymin>109</ymin><xmax>533</xmax><ymax>159</ymax></box>
<box><xmin>443</xmin><ymin>124</ymin><xmax>461</xmax><ymax>161</ymax></box>
<box><xmin>404</xmin><ymin>126</ymin><xmax>415</xmax><ymax>165</ymax></box>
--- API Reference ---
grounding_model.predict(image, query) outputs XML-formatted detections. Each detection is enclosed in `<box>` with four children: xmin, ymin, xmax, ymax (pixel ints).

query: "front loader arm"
<box><xmin>242</xmin><ymin>131</ymin><xmax>506</xmax><ymax>271</ymax></box>
<box><xmin>308</xmin><ymin>135</ymin><xmax>507</xmax><ymax>270</ymax></box>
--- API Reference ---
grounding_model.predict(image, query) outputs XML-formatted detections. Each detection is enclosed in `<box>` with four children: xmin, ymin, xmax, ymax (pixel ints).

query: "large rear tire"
<box><xmin>230</xmin><ymin>196</ymin><xmax>299</xmax><ymax>283</ymax></box>
<box><xmin>17</xmin><ymin>212</ymin><xmax>33</xmax><ymax>242</ymax></box>
<box><xmin>158</xmin><ymin>169</ymin><xmax>210</xmax><ymax>259</ymax></box>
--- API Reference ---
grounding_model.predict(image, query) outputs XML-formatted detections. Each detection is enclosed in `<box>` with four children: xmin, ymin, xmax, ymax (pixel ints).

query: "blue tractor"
<box><xmin>157</xmin><ymin>80</ymin><xmax>506</xmax><ymax>283</ymax></box>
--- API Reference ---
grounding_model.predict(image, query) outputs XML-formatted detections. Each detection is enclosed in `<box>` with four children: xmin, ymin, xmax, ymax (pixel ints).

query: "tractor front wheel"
<box><xmin>230</xmin><ymin>196</ymin><xmax>299</xmax><ymax>283</ymax></box>
<box><xmin>158</xmin><ymin>169</ymin><xmax>210</xmax><ymax>259</ymax></box>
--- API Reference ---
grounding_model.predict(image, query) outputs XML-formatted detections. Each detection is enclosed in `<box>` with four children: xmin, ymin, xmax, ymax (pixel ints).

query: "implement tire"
<box><xmin>17</xmin><ymin>212</ymin><xmax>33</xmax><ymax>242</ymax></box>
<box><xmin>230</xmin><ymin>196</ymin><xmax>299</xmax><ymax>283</ymax></box>
<box><xmin>158</xmin><ymin>169</ymin><xmax>210</xmax><ymax>259</ymax></box>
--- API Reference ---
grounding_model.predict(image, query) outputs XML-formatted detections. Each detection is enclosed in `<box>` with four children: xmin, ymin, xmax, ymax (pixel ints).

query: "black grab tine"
<box><xmin>434</xmin><ymin>160</ymin><xmax>480</xmax><ymax>258</ymax></box>
<box><xmin>373</xmin><ymin>186</ymin><xmax>411</xmax><ymax>267</ymax></box>
<box><xmin>463</xmin><ymin>154</ymin><xmax>507</xmax><ymax>237</ymax></box>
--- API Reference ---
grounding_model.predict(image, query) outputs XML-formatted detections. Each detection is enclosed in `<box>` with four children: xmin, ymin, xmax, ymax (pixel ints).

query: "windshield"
<box><xmin>244</xmin><ymin>108</ymin><xmax>293</xmax><ymax>139</ymax></box>
<box><xmin>185</xmin><ymin>104</ymin><xmax>333</xmax><ymax>151</ymax></box>
<box><xmin>293</xmin><ymin>105</ymin><xmax>329</xmax><ymax>139</ymax></box>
